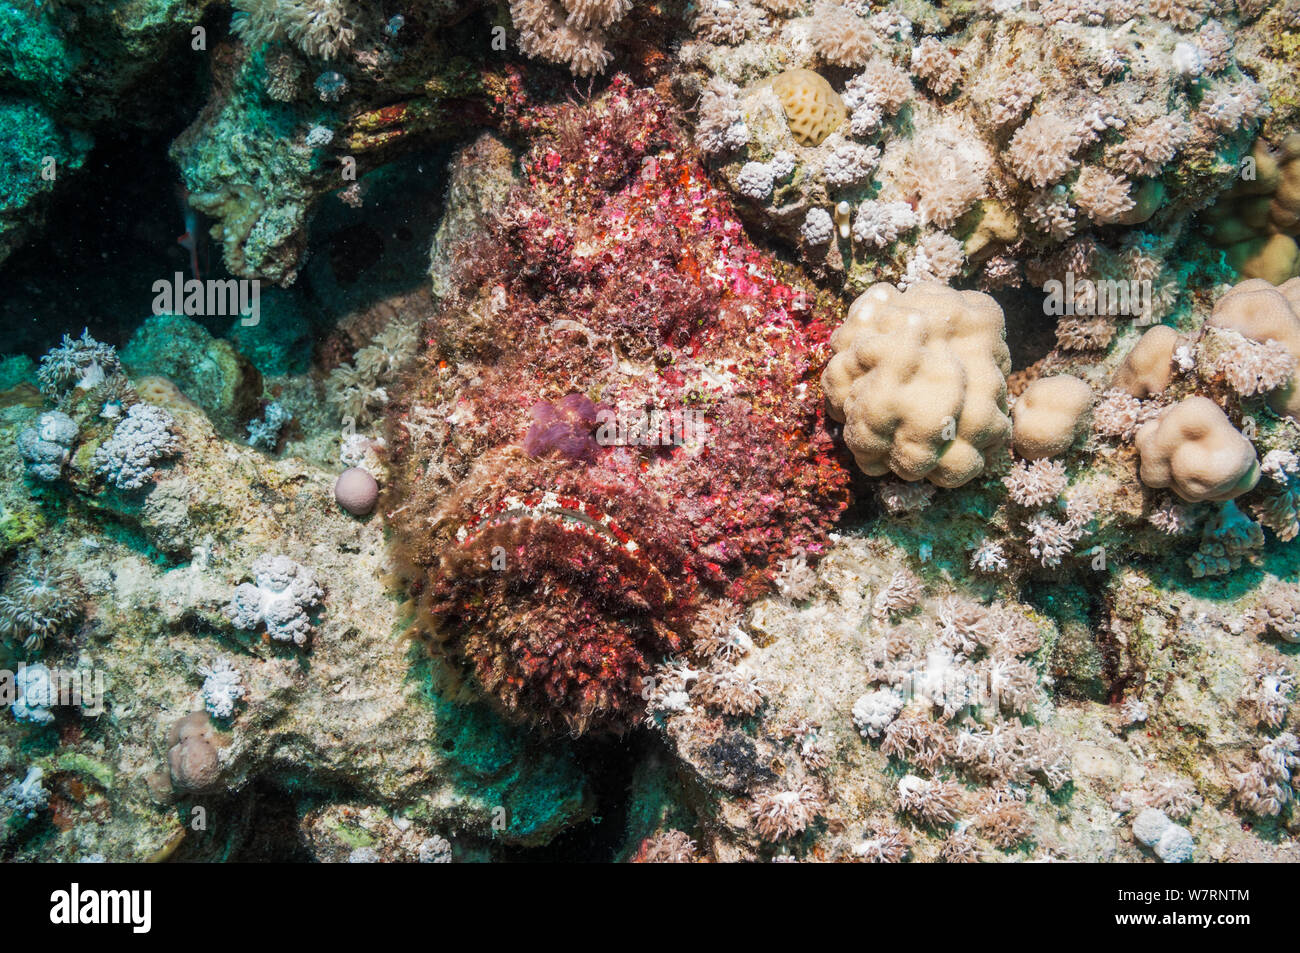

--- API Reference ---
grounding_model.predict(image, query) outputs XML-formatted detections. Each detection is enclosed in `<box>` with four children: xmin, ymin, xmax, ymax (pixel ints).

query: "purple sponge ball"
<box><xmin>335</xmin><ymin>467</ymin><xmax>379</xmax><ymax>516</ymax></box>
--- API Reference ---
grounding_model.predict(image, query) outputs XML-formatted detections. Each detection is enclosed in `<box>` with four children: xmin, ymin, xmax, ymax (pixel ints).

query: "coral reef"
<box><xmin>5</xmin><ymin>0</ymin><xmax>1300</xmax><ymax>871</ymax></box>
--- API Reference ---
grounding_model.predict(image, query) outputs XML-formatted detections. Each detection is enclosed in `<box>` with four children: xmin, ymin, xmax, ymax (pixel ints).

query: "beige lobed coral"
<box><xmin>822</xmin><ymin>282</ymin><xmax>1012</xmax><ymax>487</ymax></box>
<box><xmin>1207</xmin><ymin>277</ymin><xmax>1300</xmax><ymax>418</ymax></box>
<box><xmin>1135</xmin><ymin>396</ymin><xmax>1260</xmax><ymax>503</ymax></box>
<box><xmin>1201</xmin><ymin>135</ymin><xmax>1300</xmax><ymax>285</ymax></box>
<box><xmin>1112</xmin><ymin>325</ymin><xmax>1179</xmax><ymax>398</ymax></box>
<box><xmin>1011</xmin><ymin>375</ymin><xmax>1092</xmax><ymax>460</ymax></box>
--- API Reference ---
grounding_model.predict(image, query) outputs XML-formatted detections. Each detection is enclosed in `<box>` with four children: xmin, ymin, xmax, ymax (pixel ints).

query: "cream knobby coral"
<box><xmin>1113</xmin><ymin>325</ymin><xmax>1178</xmax><ymax>398</ymax></box>
<box><xmin>822</xmin><ymin>282</ymin><xmax>1012</xmax><ymax>487</ymax></box>
<box><xmin>1207</xmin><ymin>277</ymin><xmax>1300</xmax><ymax>418</ymax></box>
<box><xmin>1135</xmin><ymin>396</ymin><xmax>1260</xmax><ymax>503</ymax></box>
<box><xmin>1011</xmin><ymin>375</ymin><xmax>1092</xmax><ymax>460</ymax></box>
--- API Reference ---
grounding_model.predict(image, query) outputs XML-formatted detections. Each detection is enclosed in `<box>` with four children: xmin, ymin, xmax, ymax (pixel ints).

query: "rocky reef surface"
<box><xmin>1</xmin><ymin>0</ymin><xmax>1300</xmax><ymax>864</ymax></box>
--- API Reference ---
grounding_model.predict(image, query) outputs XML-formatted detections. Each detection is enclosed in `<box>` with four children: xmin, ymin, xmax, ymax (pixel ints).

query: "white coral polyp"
<box><xmin>225</xmin><ymin>555</ymin><xmax>323</xmax><ymax>646</ymax></box>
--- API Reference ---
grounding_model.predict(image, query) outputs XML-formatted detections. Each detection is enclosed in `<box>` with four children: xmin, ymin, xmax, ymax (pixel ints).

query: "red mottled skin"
<box><xmin>389</xmin><ymin>78</ymin><xmax>850</xmax><ymax>735</ymax></box>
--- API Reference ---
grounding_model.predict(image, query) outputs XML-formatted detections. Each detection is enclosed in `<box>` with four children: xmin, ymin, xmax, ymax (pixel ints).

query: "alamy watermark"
<box><xmin>151</xmin><ymin>272</ymin><xmax>260</xmax><ymax>327</ymax></box>
<box><xmin>0</xmin><ymin>666</ymin><xmax>105</xmax><ymax>716</ymax></box>
<box><xmin>594</xmin><ymin>407</ymin><xmax>711</xmax><ymax>448</ymax></box>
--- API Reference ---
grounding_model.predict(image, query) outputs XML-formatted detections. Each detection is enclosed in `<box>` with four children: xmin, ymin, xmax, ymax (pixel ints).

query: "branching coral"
<box><xmin>808</xmin><ymin>2</ymin><xmax>876</xmax><ymax>68</ymax></box>
<box><xmin>1093</xmin><ymin>388</ymin><xmax>1158</xmax><ymax>441</ymax></box>
<box><xmin>225</xmin><ymin>555</ymin><xmax>323</xmax><ymax>646</ymax></box>
<box><xmin>1006</xmin><ymin>113</ymin><xmax>1083</xmax><ymax>188</ymax></box>
<box><xmin>694</xmin><ymin>0</ymin><xmax>756</xmax><ymax>44</ymax></box>
<box><xmin>910</xmin><ymin>37</ymin><xmax>961</xmax><ymax>96</ymax></box>
<box><xmin>986</xmin><ymin>72</ymin><xmax>1041</xmax><ymax>127</ymax></box>
<box><xmin>635</xmin><ymin>829</ymin><xmax>698</xmax><ymax>862</ymax></box>
<box><xmin>1073</xmin><ymin>167</ymin><xmax>1135</xmax><ymax>224</ymax></box>
<box><xmin>37</xmin><ymin>329</ymin><xmax>121</xmax><ymax>397</ymax></box>
<box><xmin>774</xmin><ymin>551</ymin><xmax>818</xmax><ymax>601</ymax></box>
<box><xmin>871</xmin><ymin>569</ymin><xmax>923</xmax><ymax>625</ymax></box>
<box><xmin>1148</xmin><ymin>499</ymin><xmax>1194</xmax><ymax>536</ymax></box>
<box><xmin>952</xmin><ymin>722</ymin><xmax>1070</xmax><ymax>790</ymax></box>
<box><xmin>696</xmin><ymin>78</ymin><xmax>750</xmax><ymax>155</ymax></box>
<box><xmin>1233</xmin><ymin>732</ymin><xmax>1300</xmax><ymax>817</ymax></box>
<box><xmin>1254</xmin><ymin>451</ymin><xmax>1300</xmax><ymax>541</ymax></box>
<box><xmin>693</xmin><ymin>663</ymin><xmax>766</xmax><ymax>715</ymax></box>
<box><xmin>969</xmin><ymin>539</ymin><xmax>1009</xmax><ymax>573</ymax></box>
<box><xmin>896</xmin><ymin>774</ymin><xmax>962</xmax><ymax>825</ymax></box>
<box><xmin>1247</xmin><ymin>663</ymin><xmax>1294</xmax><ymax>729</ymax></box>
<box><xmin>881</xmin><ymin>707</ymin><xmax>951</xmax><ymax>771</ymax></box>
<box><xmin>1110</xmin><ymin>113</ymin><xmax>1191</xmax><ymax>178</ymax></box>
<box><xmin>876</xmin><ymin>480</ymin><xmax>935</xmax><ymax>515</ymax></box>
<box><xmin>510</xmin><ymin>0</ymin><xmax>620</xmax><ymax>76</ymax></box>
<box><xmin>748</xmin><ymin>783</ymin><xmax>823</xmax><ymax>840</ymax></box>
<box><xmin>1003</xmin><ymin>459</ymin><xmax>1068</xmax><ymax>507</ymax></box>
<box><xmin>844</xmin><ymin>59</ymin><xmax>912</xmax><ymax>116</ymax></box>
<box><xmin>893</xmin><ymin>142</ymin><xmax>985</xmax><ymax>229</ymax></box>
<box><xmin>972</xmin><ymin>790</ymin><xmax>1033</xmax><ymax>849</ymax></box>
<box><xmin>93</xmin><ymin>403</ymin><xmax>180</xmax><ymax>491</ymax></box>
<box><xmin>851</xmin><ymin>817</ymin><xmax>912</xmax><ymax>862</ymax></box>
<box><xmin>325</xmin><ymin>319</ymin><xmax>419</xmax><ymax>424</ymax></box>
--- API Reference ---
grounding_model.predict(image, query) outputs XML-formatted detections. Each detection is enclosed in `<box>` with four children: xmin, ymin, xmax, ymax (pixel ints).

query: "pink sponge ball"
<box><xmin>335</xmin><ymin>467</ymin><xmax>379</xmax><ymax>516</ymax></box>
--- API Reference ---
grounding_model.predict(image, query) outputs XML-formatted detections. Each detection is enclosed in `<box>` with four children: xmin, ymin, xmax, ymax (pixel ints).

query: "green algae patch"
<box><xmin>55</xmin><ymin>752</ymin><xmax>115</xmax><ymax>790</ymax></box>
<box><xmin>0</xmin><ymin>501</ymin><xmax>45</xmax><ymax>555</ymax></box>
